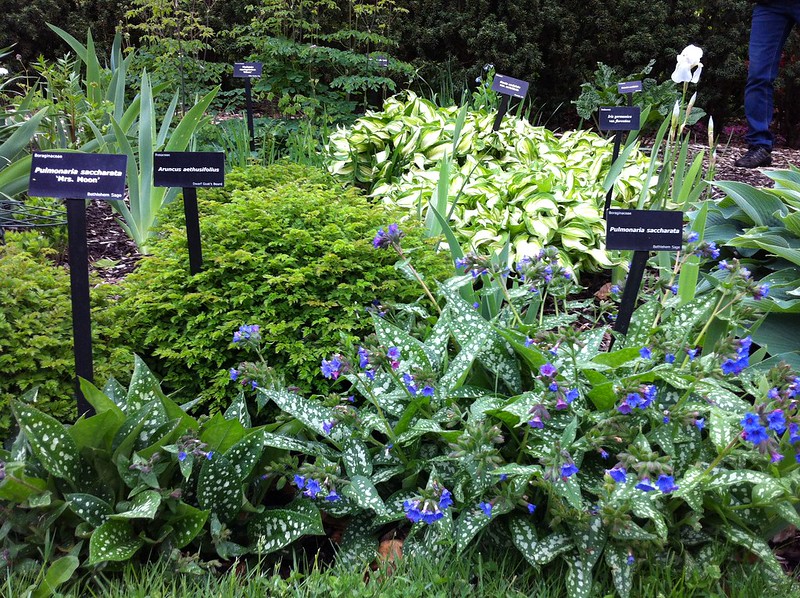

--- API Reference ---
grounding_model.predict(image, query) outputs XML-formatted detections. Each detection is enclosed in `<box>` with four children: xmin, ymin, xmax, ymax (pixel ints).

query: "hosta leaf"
<box><xmin>604</xmin><ymin>544</ymin><xmax>633</xmax><ymax>598</ymax></box>
<box><xmin>337</xmin><ymin>515</ymin><xmax>378</xmax><ymax>566</ymax></box>
<box><xmin>248</xmin><ymin>500</ymin><xmax>324</xmax><ymax>555</ymax></box>
<box><xmin>343</xmin><ymin>437</ymin><xmax>373</xmax><ymax>478</ymax></box>
<box><xmin>372</xmin><ymin>315</ymin><xmax>431</xmax><ymax>370</ymax></box>
<box><xmin>454</xmin><ymin>508</ymin><xmax>491</xmax><ymax>554</ymax></box>
<box><xmin>111</xmin><ymin>489</ymin><xmax>161</xmax><ymax>520</ymax></box>
<box><xmin>343</xmin><ymin>475</ymin><xmax>387</xmax><ymax>515</ymax></box>
<box><xmin>566</xmin><ymin>557</ymin><xmax>593</xmax><ymax>598</ymax></box>
<box><xmin>197</xmin><ymin>454</ymin><xmax>242</xmax><ymax>523</ymax></box>
<box><xmin>88</xmin><ymin>520</ymin><xmax>144</xmax><ymax>564</ymax></box>
<box><xmin>224</xmin><ymin>429</ymin><xmax>265</xmax><ymax>481</ymax></box>
<box><xmin>167</xmin><ymin>502</ymin><xmax>209</xmax><ymax>548</ymax></box>
<box><xmin>66</xmin><ymin>493</ymin><xmax>113</xmax><ymax>527</ymax></box>
<box><xmin>125</xmin><ymin>354</ymin><xmax>167</xmax><ymax>413</ymax></box>
<box><xmin>11</xmin><ymin>402</ymin><xmax>91</xmax><ymax>486</ymax></box>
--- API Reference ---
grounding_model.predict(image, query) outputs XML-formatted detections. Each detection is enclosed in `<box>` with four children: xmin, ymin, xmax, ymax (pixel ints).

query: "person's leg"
<box><xmin>743</xmin><ymin>4</ymin><xmax>795</xmax><ymax>150</ymax></box>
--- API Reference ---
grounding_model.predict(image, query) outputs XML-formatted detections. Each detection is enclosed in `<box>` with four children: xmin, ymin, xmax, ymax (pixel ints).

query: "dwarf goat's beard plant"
<box><xmin>229</xmin><ymin>226</ymin><xmax>799</xmax><ymax>598</ymax></box>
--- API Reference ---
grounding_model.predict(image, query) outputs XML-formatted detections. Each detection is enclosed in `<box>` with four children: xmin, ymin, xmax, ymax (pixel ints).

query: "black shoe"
<box><xmin>734</xmin><ymin>146</ymin><xmax>772</xmax><ymax>168</ymax></box>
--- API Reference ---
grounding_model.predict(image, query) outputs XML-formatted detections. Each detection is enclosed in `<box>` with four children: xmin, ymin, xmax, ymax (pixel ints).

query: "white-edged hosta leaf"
<box><xmin>167</xmin><ymin>502</ymin><xmax>209</xmax><ymax>549</ymax></box>
<box><xmin>11</xmin><ymin>402</ymin><xmax>91</xmax><ymax>486</ymax></box>
<box><xmin>604</xmin><ymin>544</ymin><xmax>633</xmax><ymax>598</ymax></box>
<box><xmin>722</xmin><ymin>526</ymin><xmax>783</xmax><ymax>575</ymax></box>
<box><xmin>343</xmin><ymin>475</ymin><xmax>387</xmax><ymax>515</ymax></box>
<box><xmin>509</xmin><ymin>515</ymin><xmax>539</xmax><ymax>567</ymax></box>
<box><xmin>223</xmin><ymin>391</ymin><xmax>251</xmax><ymax>428</ymax></box>
<box><xmin>125</xmin><ymin>354</ymin><xmax>167</xmax><ymax>413</ymax></box>
<box><xmin>343</xmin><ymin>437</ymin><xmax>373</xmax><ymax>478</ymax></box>
<box><xmin>111</xmin><ymin>489</ymin><xmax>161</xmax><ymax>520</ymax></box>
<box><xmin>259</xmin><ymin>389</ymin><xmax>346</xmax><ymax>441</ymax></box>
<box><xmin>337</xmin><ymin>515</ymin><xmax>378</xmax><ymax>567</ymax></box>
<box><xmin>224</xmin><ymin>429</ymin><xmax>265</xmax><ymax>481</ymax></box>
<box><xmin>566</xmin><ymin>557</ymin><xmax>593</xmax><ymax>598</ymax></box>
<box><xmin>66</xmin><ymin>493</ymin><xmax>112</xmax><ymax>527</ymax></box>
<box><xmin>455</xmin><ymin>508</ymin><xmax>491</xmax><ymax>555</ymax></box>
<box><xmin>197</xmin><ymin>454</ymin><xmax>242</xmax><ymax>523</ymax></box>
<box><xmin>372</xmin><ymin>315</ymin><xmax>431</xmax><ymax>370</ymax></box>
<box><xmin>248</xmin><ymin>500</ymin><xmax>324</xmax><ymax>555</ymax></box>
<box><xmin>88</xmin><ymin>519</ymin><xmax>144</xmax><ymax>564</ymax></box>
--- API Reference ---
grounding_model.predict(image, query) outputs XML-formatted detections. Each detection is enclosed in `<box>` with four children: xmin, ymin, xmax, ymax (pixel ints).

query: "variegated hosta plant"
<box><xmin>325</xmin><ymin>92</ymin><xmax>655</xmax><ymax>275</ymax></box>
<box><xmin>234</xmin><ymin>231</ymin><xmax>798</xmax><ymax>598</ymax></box>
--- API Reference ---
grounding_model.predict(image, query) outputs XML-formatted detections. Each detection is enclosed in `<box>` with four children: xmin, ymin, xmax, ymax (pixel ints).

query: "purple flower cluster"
<box><xmin>617</xmin><ymin>385</ymin><xmax>657</xmax><ymax>414</ymax></box>
<box><xmin>633</xmin><ymin>475</ymin><xmax>678</xmax><ymax>493</ymax></box>
<box><xmin>691</xmin><ymin>240</ymin><xmax>720</xmax><ymax>260</ymax></box>
<box><xmin>455</xmin><ymin>253</ymin><xmax>491</xmax><ymax>278</ymax></box>
<box><xmin>233</xmin><ymin>324</ymin><xmax>260</xmax><ymax>344</ymax></box>
<box><xmin>721</xmin><ymin>336</ymin><xmax>751</xmax><ymax>376</ymax></box>
<box><xmin>403</xmin><ymin>488</ymin><xmax>453</xmax><ymax>524</ymax></box>
<box><xmin>517</xmin><ymin>248</ymin><xmax>573</xmax><ymax>291</ymax></box>
<box><xmin>402</xmin><ymin>372</ymin><xmax>434</xmax><ymax>397</ymax></box>
<box><xmin>527</xmin><ymin>403</ymin><xmax>551</xmax><ymax>429</ymax></box>
<box><xmin>321</xmin><ymin>355</ymin><xmax>344</xmax><ymax>380</ymax></box>
<box><xmin>293</xmin><ymin>474</ymin><xmax>341</xmax><ymax>502</ymax></box>
<box><xmin>373</xmin><ymin>224</ymin><xmax>404</xmax><ymax>250</ymax></box>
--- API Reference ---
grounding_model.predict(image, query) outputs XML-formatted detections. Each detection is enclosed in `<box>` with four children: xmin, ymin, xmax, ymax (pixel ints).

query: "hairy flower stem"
<box><xmin>489</xmin><ymin>273</ymin><xmax>525</xmax><ymax>327</ymax></box>
<box><xmin>393</xmin><ymin>244</ymin><xmax>442</xmax><ymax>315</ymax></box>
<box><xmin>701</xmin><ymin>436</ymin><xmax>741</xmax><ymax>478</ymax></box>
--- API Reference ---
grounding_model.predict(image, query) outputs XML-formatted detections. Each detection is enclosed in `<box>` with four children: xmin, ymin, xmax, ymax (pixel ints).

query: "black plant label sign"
<box><xmin>28</xmin><ymin>152</ymin><xmax>127</xmax><ymax>200</ymax></box>
<box><xmin>491</xmin><ymin>74</ymin><xmax>529</xmax><ymax>99</ymax></box>
<box><xmin>153</xmin><ymin>152</ymin><xmax>225</xmax><ymax>188</ymax></box>
<box><xmin>606</xmin><ymin>209</ymin><xmax>683</xmax><ymax>251</ymax></box>
<box><xmin>599</xmin><ymin>106</ymin><xmax>641</xmax><ymax>131</ymax></box>
<box><xmin>617</xmin><ymin>80</ymin><xmax>643</xmax><ymax>94</ymax></box>
<box><xmin>233</xmin><ymin>62</ymin><xmax>263</xmax><ymax>78</ymax></box>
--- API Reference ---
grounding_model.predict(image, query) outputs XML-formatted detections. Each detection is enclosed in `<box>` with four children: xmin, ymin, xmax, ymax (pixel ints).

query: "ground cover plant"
<box><xmin>114</xmin><ymin>162</ymin><xmax>450</xmax><ymax>408</ymax></box>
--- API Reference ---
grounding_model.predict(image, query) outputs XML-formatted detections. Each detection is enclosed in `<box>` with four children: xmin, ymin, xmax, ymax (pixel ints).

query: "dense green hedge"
<box><xmin>0</xmin><ymin>232</ymin><xmax>127</xmax><ymax>438</ymax></box>
<box><xmin>115</xmin><ymin>162</ymin><xmax>450</xmax><ymax>409</ymax></box>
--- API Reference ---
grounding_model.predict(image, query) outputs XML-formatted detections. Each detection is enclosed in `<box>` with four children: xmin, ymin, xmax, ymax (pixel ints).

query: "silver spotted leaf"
<box><xmin>532</xmin><ymin>531</ymin><xmax>573</xmax><ymax>565</ymax></box>
<box><xmin>336</xmin><ymin>515</ymin><xmax>378</xmax><ymax>567</ymax></box>
<box><xmin>509</xmin><ymin>515</ymin><xmax>539</xmax><ymax>567</ymax></box>
<box><xmin>197</xmin><ymin>454</ymin><xmax>242</xmax><ymax>523</ymax></box>
<box><xmin>11</xmin><ymin>402</ymin><xmax>92</xmax><ymax>487</ymax></box>
<box><xmin>259</xmin><ymin>388</ymin><xmax>345</xmax><ymax>440</ymax></box>
<box><xmin>167</xmin><ymin>502</ymin><xmax>209</xmax><ymax>549</ymax></box>
<box><xmin>66</xmin><ymin>493</ymin><xmax>113</xmax><ymax>527</ymax></box>
<box><xmin>372</xmin><ymin>314</ymin><xmax>431</xmax><ymax>370</ymax></box>
<box><xmin>572</xmin><ymin>516</ymin><xmax>606</xmax><ymax>568</ymax></box>
<box><xmin>604</xmin><ymin>544</ymin><xmax>633</xmax><ymax>598</ymax></box>
<box><xmin>342</xmin><ymin>437</ymin><xmax>373</xmax><ymax>478</ymax></box>
<box><xmin>224</xmin><ymin>429</ymin><xmax>265</xmax><ymax>482</ymax></box>
<box><xmin>343</xmin><ymin>475</ymin><xmax>387</xmax><ymax>516</ymax></box>
<box><xmin>566</xmin><ymin>556</ymin><xmax>594</xmax><ymax>598</ymax></box>
<box><xmin>454</xmin><ymin>507</ymin><xmax>491</xmax><ymax>554</ymax></box>
<box><xmin>88</xmin><ymin>519</ymin><xmax>144</xmax><ymax>564</ymax></box>
<box><xmin>125</xmin><ymin>354</ymin><xmax>167</xmax><ymax>413</ymax></box>
<box><xmin>223</xmin><ymin>391</ymin><xmax>251</xmax><ymax>428</ymax></box>
<box><xmin>722</xmin><ymin>525</ymin><xmax>783</xmax><ymax>576</ymax></box>
<box><xmin>248</xmin><ymin>499</ymin><xmax>324</xmax><ymax>555</ymax></box>
<box><xmin>110</xmin><ymin>489</ymin><xmax>161</xmax><ymax>520</ymax></box>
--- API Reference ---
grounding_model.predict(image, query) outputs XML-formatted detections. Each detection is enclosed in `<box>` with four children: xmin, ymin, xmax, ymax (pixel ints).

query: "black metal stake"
<box><xmin>66</xmin><ymin>199</ymin><xmax>94</xmax><ymax>417</ymax></box>
<box><xmin>614</xmin><ymin>250</ymin><xmax>649</xmax><ymax>338</ymax></box>
<box><xmin>245</xmin><ymin>78</ymin><xmax>255</xmax><ymax>152</ymax></box>
<box><xmin>492</xmin><ymin>95</ymin><xmax>510</xmax><ymax>132</ymax></box>
<box><xmin>182</xmin><ymin>187</ymin><xmax>203</xmax><ymax>274</ymax></box>
<box><xmin>603</xmin><ymin>130</ymin><xmax>623</xmax><ymax>220</ymax></box>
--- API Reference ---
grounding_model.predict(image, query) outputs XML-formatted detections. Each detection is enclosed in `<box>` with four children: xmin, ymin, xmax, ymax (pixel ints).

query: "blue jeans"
<box><xmin>744</xmin><ymin>2</ymin><xmax>800</xmax><ymax>149</ymax></box>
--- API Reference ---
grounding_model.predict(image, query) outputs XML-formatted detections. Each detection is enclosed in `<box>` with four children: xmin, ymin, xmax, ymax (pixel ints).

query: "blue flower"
<box><xmin>439</xmin><ymin>489</ymin><xmax>454</xmax><ymax>510</ymax></box>
<box><xmin>549</xmin><ymin>382</ymin><xmax>560</xmax><ymax>392</ymax></box>
<box><xmin>478</xmin><ymin>501</ymin><xmax>493</xmax><ymax>517</ymax></box>
<box><xmin>326</xmin><ymin>489</ymin><xmax>340</xmax><ymax>502</ymax></box>
<box><xmin>741</xmin><ymin>412</ymin><xmax>761</xmax><ymax>431</ymax></box>
<box><xmin>639</xmin><ymin>347</ymin><xmax>652</xmax><ymax>359</ymax></box>
<box><xmin>524</xmin><ymin>337</ymin><xmax>535</xmax><ymax>348</ymax></box>
<box><xmin>627</xmin><ymin>554</ymin><xmax>635</xmax><ymax>565</ymax></box>
<box><xmin>753</xmin><ymin>283</ymin><xmax>770</xmax><ymax>301</ymax></box>
<box><xmin>322</xmin><ymin>420</ymin><xmax>336</xmax><ymax>435</ymax></box>
<box><xmin>528</xmin><ymin>416</ymin><xmax>544</xmax><ymax>429</ymax></box>
<box><xmin>656</xmin><ymin>474</ymin><xmax>678</xmax><ymax>493</ymax></box>
<box><xmin>499</xmin><ymin>473</ymin><xmax>508</xmax><ymax>481</ymax></box>
<box><xmin>229</xmin><ymin>368</ymin><xmax>239</xmax><ymax>381</ymax></box>
<box><xmin>293</xmin><ymin>474</ymin><xmax>306</xmax><ymax>488</ymax></box>
<box><xmin>560</xmin><ymin>463</ymin><xmax>579</xmax><ymax>478</ymax></box>
<box><xmin>665</xmin><ymin>353</ymin><xmax>676</xmax><ymax>364</ymax></box>
<box><xmin>606</xmin><ymin>466</ymin><xmax>627</xmax><ymax>483</ymax></box>
<box><xmin>403</xmin><ymin>499</ymin><xmax>422</xmax><ymax>523</ymax></box>
<box><xmin>663</xmin><ymin>415</ymin><xmax>670</xmax><ymax>424</ymax></box>
<box><xmin>686</xmin><ymin>347</ymin><xmax>699</xmax><ymax>361</ymax></box>
<box><xmin>695</xmin><ymin>418</ymin><xmax>705</xmax><ymax>430</ymax></box>
<box><xmin>771</xmin><ymin>452</ymin><xmax>784</xmax><ymax>463</ymax></box>
<box><xmin>670</xmin><ymin>285</ymin><xmax>678</xmax><ymax>295</ymax></box>
<box><xmin>636</xmin><ymin>478</ymin><xmax>656</xmax><ymax>492</ymax></box>
<box><xmin>304</xmin><ymin>478</ymin><xmax>322</xmax><ymax>498</ymax></box>
<box><xmin>373</xmin><ymin>224</ymin><xmax>404</xmax><ymax>249</ymax></box>
<box><xmin>421</xmin><ymin>385</ymin><xmax>435</xmax><ymax>397</ymax></box>
<box><xmin>206</xmin><ymin>451</ymin><xmax>214</xmax><ymax>460</ymax></box>
<box><xmin>387</xmin><ymin>346</ymin><xmax>401</xmax><ymax>361</ymax></box>
<box><xmin>721</xmin><ymin>356</ymin><xmax>748</xmax><ymax>376</ymax></box>
<box><xmin>687</xmin><ymin>231</ymin><xmax>699</xmax><ymax>243</ymax></box>
<box><xmin>178</xmin><ymin>451</ymin><xmax>187</xmax><ymax>462</ymax></box>
<box><xmin>610</xmin><ymin>285</ymin><xmax>621</xmax><ymax>294</ymax></box>
<box><xmin>766</xmin><ymin>410</ymin><xmax>786</xmax><ymax>434</ymax></box>
<box><xmin>321</xmin><ymin>356</ymin><xmax>342</xmax><ymax>379</ymax></box>
<box><xmin>789</xmin><ymin>423</ymin><xmax>800</xmax><ymax>444</ymax></box>
<box><xmin>768</xmin><ymin>387</ymin><xmax>780</xmax><ymax>400</ymax></box>
<box><xmin>565</xmin><ymin>388</ymin><xmax>579</xmax><ymax>403</ymax></box>
<box><xmin>718</xmin><ymin>260</ymin><xmax>729</xmax><ymax>271</ymax></box>
<box><xmin>599</xmin><ymin>448</ymin><xmax>609</xmax><ymax>459</ymax></box>
<box><xmin>745</xmin><ymin>425</ymin><xmax>769</xmax><ymax>445</ymax></box>
<box><xmin>358</xmin><ymin>347</ymin><xmax>370</xmax><ymax>368</ymax></box>
<box><xmin>527</xmin><ymin>503</ymin><xmax>537</xmax><ymax>514</ymax></box>
<box><xmin>539</xmin><ymin>363</ymin><xmax>557</xmax><ymax>378</ymax></box>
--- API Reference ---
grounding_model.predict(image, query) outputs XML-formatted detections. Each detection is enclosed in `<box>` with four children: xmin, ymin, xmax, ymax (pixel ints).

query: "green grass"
<box><xmin>4</xmin><ymin>546</ymin><xmax>799</xmax><ymax>598</ymax></box>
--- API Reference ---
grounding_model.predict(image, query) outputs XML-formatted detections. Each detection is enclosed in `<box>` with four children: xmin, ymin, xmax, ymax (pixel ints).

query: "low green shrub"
<box><xmin>116</xmin><ymin>163</ymin><xmax>450</xmax><ymax>409</ymax></box>
<box><xmin>0</xmin><ymin>232</ymin><xmax>127</xmax><ymax>438</ymax></box>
